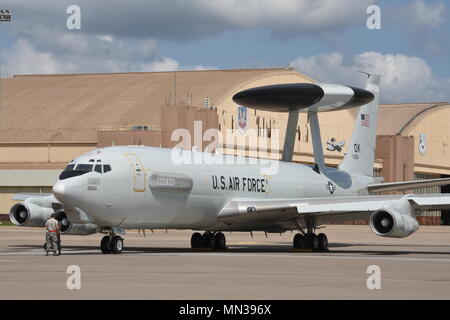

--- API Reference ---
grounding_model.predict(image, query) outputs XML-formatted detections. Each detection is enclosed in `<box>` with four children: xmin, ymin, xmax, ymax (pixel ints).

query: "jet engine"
<box><xmin>369</xmin><ymin>209</ymin><xmax>419</xmax><ymax>238</ymax></box>
<box><xmin>9</xmin><ymin>198</ymin><xmax>55</xmax><ymax>227</ymax></box>
<box><xmin>10</xmin><ymin>195</ymin><xmax>97</xmax><ymax>235</ymax></box>
<box><xmin>60</xmin><ymin>219</ymin><xmax>97</xmax><ymax>235</ymax></box>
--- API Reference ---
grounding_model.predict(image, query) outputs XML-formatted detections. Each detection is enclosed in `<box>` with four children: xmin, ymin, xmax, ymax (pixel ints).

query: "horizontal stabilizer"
<box><xmin>367</xmin><ymin>178</ymin><xmax>450</xmax><ymax>193</ymax></box>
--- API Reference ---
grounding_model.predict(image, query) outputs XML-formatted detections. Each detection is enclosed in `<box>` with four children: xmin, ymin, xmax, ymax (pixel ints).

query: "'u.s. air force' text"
<box><xmin>212</xmin><ymin>175</ymin><xmax>268</xmax><ymax>193</ymax></box>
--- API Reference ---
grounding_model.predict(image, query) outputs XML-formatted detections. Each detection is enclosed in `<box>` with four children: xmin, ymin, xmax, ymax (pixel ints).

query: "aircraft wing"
<box><xmin>367</xmin><ymin>178</ymin><xmax>450</xmax><ymax>193</ymax></box>
<box><xmin>12</xmin><ymin>193</ymin><xmax>53</xmax><ymax>201</ymax></box>
<box><xmin>217</xmin><ymin>194</ymin><xmax>450</xmax><ymax>226</ymax></box>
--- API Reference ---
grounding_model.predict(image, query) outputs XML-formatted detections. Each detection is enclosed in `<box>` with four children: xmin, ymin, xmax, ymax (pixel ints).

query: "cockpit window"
<box><xmin>59</xmin><ymin>162</ymin><xmax>111</xmax><ymax>180</ymax></box>
<box><xmin>64</xmin><ymin>164</ymin><xmax>75</xmax><ymax>171</ymax></box>
<box><xmin>59</xmin><ymin>163</ymin><xmax>93</xmax><ymax>180</ymax></box>
<box><xmin>76</xmin><ymin>164</ymin><xmax>94</xmax><ymax>171</ymax></box>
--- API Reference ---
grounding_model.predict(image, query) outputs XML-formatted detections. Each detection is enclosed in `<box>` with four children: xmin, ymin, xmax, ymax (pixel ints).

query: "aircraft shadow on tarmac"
<box><xmin>7</xmin><ymin>243</ymin><xmax>450</xmax><ymax>256</ymax></box>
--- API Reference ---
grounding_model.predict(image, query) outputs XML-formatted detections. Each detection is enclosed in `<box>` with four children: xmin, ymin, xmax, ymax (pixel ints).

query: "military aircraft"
<box><xmin>9</xmin><ymin>74</ymin><xmax>450</xmax><ymax>254</ymax></box>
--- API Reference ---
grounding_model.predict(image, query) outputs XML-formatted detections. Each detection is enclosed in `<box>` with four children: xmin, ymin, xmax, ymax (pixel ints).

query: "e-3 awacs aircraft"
<box><xmin>9</xmin><ymin>74</ymin><xmax>450</xmax><ymax>254</ymax></box>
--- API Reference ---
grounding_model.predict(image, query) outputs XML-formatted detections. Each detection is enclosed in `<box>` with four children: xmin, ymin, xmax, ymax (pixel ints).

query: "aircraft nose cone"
<box><xmin>381</xmin><ymin>218</ymin><xmax>390</xmax><ymax>228</ymax></box>
<box><xmin>53</xmin><ymin>182</ymin><xmax>65</xmax><ymax>197</ymax></box>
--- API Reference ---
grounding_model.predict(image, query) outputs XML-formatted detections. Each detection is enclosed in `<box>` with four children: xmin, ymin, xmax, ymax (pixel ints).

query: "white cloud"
<box><xmin>196</xmin><ymin>0</ymin><xmax>376</xmax><ymax>36</ymax></box>
<box><xmin>98</xmin><ymin>35</ymin><xmax>114</xmax><ymax>42</ymax></box>
<box><xmin>406</xmin><ymin>0</ymin><xmax>446</xmax><ymax>28</ymax></box>
<box><xmin>55</xmin><ymin>32</ymin><xmax>91</xmax><ymax>54</ymax></box>
<box><xmin>3</xmin><ymin>0</ymin><xmax>376</xmax><ymax>40</ymax></box>
<box><xmin>391</xmin><ymin>0</ymin><xmax>449</xmax><ymax>53</ymax></box>
<box><xmin>290</xmin><ymin>52</ymin><xmax>450</xmax><ymax>103</ymax></box>
<box><xmin>2</xmin><ymin>39</ymin><xmax>63</xmax><ymax>75</ymax></box>
<box><xmin>1</xmin><ymin>37</ymin><xmax>217</xmax><ymax>76</ymax></box>
<box><xmin>11</xmin><ymin>26</ymin><xmax>160</xmax><ymax>61</ymax></box>
<box><xmin>1</xmin><ymin>1</ymin><xmax>234</xmax><ymax>76</ymax></box>
<box><xmin>138</xmin><ymin>57</ymin><xmax>180</xmax><ymax>72</ymax></box>
<box><xmin>136</xmin><ymin>59</ymin><xmax>218</xmax><ymax>72</ymax></box>
<box><xmin>183</xmin><ymin>65</ymin><xmax>219</xmax><ymax>71</ymax></box>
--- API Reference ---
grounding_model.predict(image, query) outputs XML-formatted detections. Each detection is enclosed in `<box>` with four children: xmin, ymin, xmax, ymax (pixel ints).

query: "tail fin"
<box><xmin>339</xmin><ymin>74</ymin><xmax>380</xmax><ymax>176</ymax></box>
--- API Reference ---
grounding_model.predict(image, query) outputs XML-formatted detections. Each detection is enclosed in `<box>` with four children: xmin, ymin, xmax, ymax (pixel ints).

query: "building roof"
<box><xmin>0</xmin><ymin>68</ymin><xmax>310</xmax><ymax>143</ymax></box>
<box><xmin>1</xmin><ymin>68</ymin><xmax>448</xmax><ymax>142</ymax></box>
<box><xmin>377</xmin><ymin>102</ymin><xmax>450</xmax><ymax>136</ymax></box>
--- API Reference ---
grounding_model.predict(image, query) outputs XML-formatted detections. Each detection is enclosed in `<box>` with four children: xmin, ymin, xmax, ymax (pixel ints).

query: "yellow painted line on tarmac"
<box><xmin>0</xmin><ymin>260</ymin><xmax>18</xmax><ymax>262</ymax></box>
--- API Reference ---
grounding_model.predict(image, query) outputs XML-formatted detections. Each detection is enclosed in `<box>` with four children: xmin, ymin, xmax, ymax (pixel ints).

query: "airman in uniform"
<box><xmin>45</xmin><ymin>214</ymin><xmax>61</xmax><ymax>256</ymax></box>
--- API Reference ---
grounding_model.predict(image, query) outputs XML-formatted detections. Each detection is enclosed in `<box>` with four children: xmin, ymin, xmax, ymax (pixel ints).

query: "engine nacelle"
<box><xmin>9</xmin><ymin>202</ymin><xmax>54</xmax><ymax>227</ymax></box>
<box><xmin>369</xmin><ymin>209</ymin><xmax>419</xmax><ymax>238</ymax></box>
<box><xmin>60</xmin><ymin>220</ymin><xmax>97</xmax><ymax>235</ymax></box>
<box><xmin>10</xmin><ymin>196</ymin><xmax>98</xmax><ymax>235</ymax></box>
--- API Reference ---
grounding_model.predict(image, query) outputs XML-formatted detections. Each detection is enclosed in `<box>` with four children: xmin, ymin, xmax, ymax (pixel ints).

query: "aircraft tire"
<box><xmin>318</xmin><ymin>233</ymin><xmax>328</xmax><ymax>252</ymax></box>
<box><xmin>293</xmin><ymin>234</ymin><xmax>306</xmax><ymax>249</ymax></box>
<box><xmin>191</xmin><ymin>232</ymin><xmax>203</xmax><ymax>248</ymax></box>
<box><xmin>111</xmin><ymin>236</ymin><xmax>124</xmax><ymax>254</ymax></box>
<box><xmin>101</xmin><ymin>236</ymin><xmax>111</xmax><ymax>254</ymax></box>
<box><xmin>208</xmin><ymin>235</ymin><xmax>217</xmax><ymax>249</ymax></box>
<box><xmin>201</xmin><ymin>233</ymin><xmax>211</xmax><ymax>247</ymax></box>
<box><xmin>308</xmin><ymin>234</ymin><xmax>320</xmax><ymax>252</ymax></box>
<box><xmin>215</xmin><ymin>232</ymin><xmax>226</xmax><ymax>249</ymax></box>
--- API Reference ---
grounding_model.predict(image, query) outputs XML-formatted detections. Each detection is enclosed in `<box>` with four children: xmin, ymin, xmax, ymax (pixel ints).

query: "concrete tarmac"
<box><xmin>1</xmin><ymin>225</ymin><xmax>450</xmax><ymax>299</ymax></box>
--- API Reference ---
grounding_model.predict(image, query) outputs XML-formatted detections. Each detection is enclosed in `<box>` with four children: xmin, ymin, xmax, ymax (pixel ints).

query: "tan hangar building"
<box><xmin>0</xmin><ymin>68</ymin><xmax>449</xmax><ymax>224</ymax></box>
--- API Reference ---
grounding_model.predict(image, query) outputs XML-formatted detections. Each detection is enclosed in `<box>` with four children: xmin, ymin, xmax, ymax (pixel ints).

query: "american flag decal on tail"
<box><xmin>361</xmin><ymin>114</ymin><xmax>370</xmax><ymax>127</ymax></box>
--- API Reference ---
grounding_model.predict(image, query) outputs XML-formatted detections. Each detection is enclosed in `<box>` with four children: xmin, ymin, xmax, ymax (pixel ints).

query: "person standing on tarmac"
<box><xmin>53</xmin><ymin>210</ymin><xmax>65</xmax><ymax>255</ymax></box>
<box><xmin>45</xmin><ymin>214</ymin><xmax>61</xmax><ymax>256</ymax></box>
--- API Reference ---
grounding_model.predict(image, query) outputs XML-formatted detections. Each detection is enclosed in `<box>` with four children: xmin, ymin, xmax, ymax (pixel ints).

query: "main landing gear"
<box><xmin>100</xmin><ymin>233</ymin><xmax>124</xmax><ymax>254</ymax></box>
<box><xmin>292</xmin><ymin>217</ymin><xmax>329</xmax><ymax>252</ymax></box>
<box><xmin>293</xmin><ymin>233</ymin><xmax>328</xmax><ymax>251</ymax></box>
<box><xmin>191</xmin><ymin>231</ymin><xmax>226</xmax><ymax>250</ymax></box>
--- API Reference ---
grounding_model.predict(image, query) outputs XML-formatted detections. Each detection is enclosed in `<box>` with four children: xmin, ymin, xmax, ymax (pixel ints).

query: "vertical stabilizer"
<box><xmin>339</xmin><ymin>74</ymin><xmax>380</xmax><ymax>176</ymax></box>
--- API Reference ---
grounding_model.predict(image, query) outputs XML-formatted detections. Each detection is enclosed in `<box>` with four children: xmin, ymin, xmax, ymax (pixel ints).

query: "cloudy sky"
<box><xmin>0</xmin><ymin>0</ymin><xmax>449</xmax><ymax>103</ymax></box>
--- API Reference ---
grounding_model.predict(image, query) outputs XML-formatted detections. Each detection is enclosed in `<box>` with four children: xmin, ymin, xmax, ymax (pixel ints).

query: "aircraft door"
<box><xmin>125</xmin><ymin>153</ymin><xmax>146</xmax><ymax>192</ymax></box>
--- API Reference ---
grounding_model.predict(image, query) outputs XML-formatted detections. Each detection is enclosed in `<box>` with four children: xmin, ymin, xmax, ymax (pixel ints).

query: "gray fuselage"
<box><xmin>53</xmin><ymin>146</ymin><xmax>374</xmax><ymax>231</ymax></box>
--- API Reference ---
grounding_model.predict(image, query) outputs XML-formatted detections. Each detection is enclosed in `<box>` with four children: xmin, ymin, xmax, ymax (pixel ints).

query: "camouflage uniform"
<box><xmin>45</xmin><ymin>217</ymin><xmax>60</xmax><ymax>256</ymax></box>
